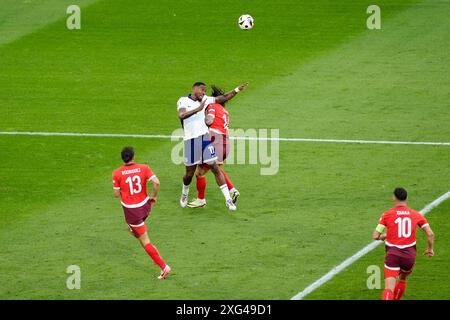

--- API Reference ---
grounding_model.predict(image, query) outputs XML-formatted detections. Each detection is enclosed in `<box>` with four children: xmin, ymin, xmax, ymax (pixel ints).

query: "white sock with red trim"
<box><xmin>220</xmin><ymin>184</ymin><xmax>232</xmax><ymax>202</ymax></box>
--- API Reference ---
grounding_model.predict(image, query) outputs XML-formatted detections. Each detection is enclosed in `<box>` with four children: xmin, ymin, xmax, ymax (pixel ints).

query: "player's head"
<box><xmin>121</xmin><ymin>146</ymin><xmax>135</xmax><ymax>164</ymax></box>
<box><xmin>192</xmin><ymin>82</ymin><xmax>207</xmax><ymax>100</ymax></box>
<box><xmin>211</xmin><ymin>85</ymin><xmax>226</xmax><ymax>105</ymax></box>
<box><xmin>393</xmin><ymin>187</ymin><xmax>408</xmax><ymax>203</ymax></box>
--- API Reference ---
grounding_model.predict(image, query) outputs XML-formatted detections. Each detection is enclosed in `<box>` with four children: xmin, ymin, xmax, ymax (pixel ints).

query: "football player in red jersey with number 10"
<box><xmin>112</xmin><ymin>146</ymin><xmax>171</xmax><ymax>280</ymax></box>
<box><xmin>373</xmin><ymin>187</ymin><xmax>434</xmax><ymax>300</ymax></box>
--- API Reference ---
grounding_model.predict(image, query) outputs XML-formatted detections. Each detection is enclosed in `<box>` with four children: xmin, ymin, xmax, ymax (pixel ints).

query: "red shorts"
<box><xmin>384</xmin><ymin>245</ymin><xmax>416</xmax><ymax>278</ymax></box>
<box><xmin>122</xmin><ymin>199</ymin><xmax>152</xmax><ymax>237</ymax></box>
<box><xmin>200</xmin><ymin>133</ymin><xmax>229</xmax><ymax>169</ymax></box>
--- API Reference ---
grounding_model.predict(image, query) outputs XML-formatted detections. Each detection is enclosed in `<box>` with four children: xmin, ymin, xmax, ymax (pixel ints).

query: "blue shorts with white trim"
<box><xmin>183</xmin><ymin>133</ymin><xmax>217</xmax><ymax>166</ymax></box>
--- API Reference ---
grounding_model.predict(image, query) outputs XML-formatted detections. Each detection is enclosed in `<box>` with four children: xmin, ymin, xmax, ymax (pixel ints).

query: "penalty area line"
<box><xmin>1</xmin><ymin>131</ymin><xmax>450</xmax><ymax>146</ymax></box>
<box><xmin>290</xmin><ymin>190</ymin><xmax>450</xmax><ymax>300</ymax></box>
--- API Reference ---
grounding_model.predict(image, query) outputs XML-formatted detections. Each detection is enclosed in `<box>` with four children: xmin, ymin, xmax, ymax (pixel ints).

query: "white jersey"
<box><xmin>177</xmin><ymin>95</ymin><xmax>216</xmax><ymax>141</ymax></box>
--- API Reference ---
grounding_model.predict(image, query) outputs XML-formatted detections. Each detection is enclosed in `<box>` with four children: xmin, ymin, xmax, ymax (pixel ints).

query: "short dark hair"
<box><xmin>394</xmin><ymin>187</ymin><xmax>408</xmax><ymax>201</ymax></box>
<box><xmin>121</xmin><ymin>146</ymin><xmax>135</xmax><ymax>163</ymax></box>
<box><xmin>192</xmin><ymin>82</ymin><xmax>206</xmax><ymax>88</ymax></box>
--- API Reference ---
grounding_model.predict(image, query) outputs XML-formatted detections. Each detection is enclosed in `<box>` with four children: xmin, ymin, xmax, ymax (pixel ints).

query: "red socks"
<box><xmin>382</xmin><ymin>289</ymin><xmax>393</xmax><ymax>300</ymax></box>
<box><xmin>144</xmin><ymin>243</ymin><xmax>166</xmax><ymax>270</ymax></box>
<box><xmin>220</xmin><ymin>169</ymin><xmax>234</xmax><ymax>190</ymax></box>
<box><xmin>382</xmin><ymin>280</ymin><xmax>406</xmax><ymax>300</ymax></box>
<box><xmin>196</xmin><ymin>170</ymin><xmax>234</xmax><ymax>200</ymax></box>
<box><xmin>394</xmin><ymin>280</ymin><xmax>407</xmax><ymax>300</ymax></box>
<box><xmin>197</xmin><ymin>175</ymin><xmax>206</xmax><ymax>200</ymax></box>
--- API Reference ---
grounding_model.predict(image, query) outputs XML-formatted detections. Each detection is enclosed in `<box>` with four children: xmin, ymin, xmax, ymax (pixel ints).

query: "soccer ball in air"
<box><xmin>238</xmin><ymin>14</ymin><xmax>254</xmax><ymax>30</ymax></box>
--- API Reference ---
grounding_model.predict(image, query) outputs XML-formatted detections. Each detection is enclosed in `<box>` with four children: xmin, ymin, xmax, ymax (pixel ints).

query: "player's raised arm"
<box><xmin>178</xmin><ymin>100</ymin><xmax>206</xmax><ymax>120</ymax></box>
<box><xmin>422</xmin><ymin>225</ymin><xmax>435</xmax><ymax>257</ymax></box>
<box><xmin>214</xmin><ymin>82</ymin><xmax>249</xmax><ymax>104</ymax></box>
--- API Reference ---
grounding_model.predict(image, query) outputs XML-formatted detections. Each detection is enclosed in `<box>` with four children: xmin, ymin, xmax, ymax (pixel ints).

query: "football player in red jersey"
<box><xmin>187</xmin><ymin>85</ymin><xmax>239</xmax><ymax>208</ymax></box>
<box><xmin>112</xmin><ymin>146</ymin><xmax>171</xmax><ymax>279</ymax></box>
<box><xmin>373</xmin><ymin>187</ymin><xmax>434</xmax><ymax>300</ymax></box>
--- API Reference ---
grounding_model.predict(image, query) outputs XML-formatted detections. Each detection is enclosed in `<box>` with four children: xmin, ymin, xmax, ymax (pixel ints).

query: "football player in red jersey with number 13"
<box><xmin>373</xmin><ymin>187</ymin><xmax>434</xmax><ymax>300</ymax></box>
<box><xmin>112</xmin><ymin>146</ymin><xmax>171</xmax><ymax>280</ymax></box>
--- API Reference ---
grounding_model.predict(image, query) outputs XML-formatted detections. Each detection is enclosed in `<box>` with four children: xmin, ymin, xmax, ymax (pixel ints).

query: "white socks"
<box><xmin>220</xmin><ymin>184</ymin><xmax>232</xmax><ymax>201</ymax></box>
<box><xmin>185</xmin><ymin>183</ymin><xmax>232</xmax><ymax>202</ymax></box>
<box><xmin>182</xmin><ymin>184</ymin><xmax>190</xmax><ymax>196</ymax></box>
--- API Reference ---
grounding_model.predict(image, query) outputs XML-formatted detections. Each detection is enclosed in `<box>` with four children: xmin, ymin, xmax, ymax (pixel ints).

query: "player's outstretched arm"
<box><xmin>422</xmin><ymin>225</ymin><xmax>435</xmax><ymax>257</ymax></box>
<box><xmin>215</xmin><ymin>82</ymin><xmax>249</xmax><ymax>104</ymax></box>
<box><xmin>178</xmin><ymin>100</ymin><xmax>206</xmax><ymax>120</ymax></box>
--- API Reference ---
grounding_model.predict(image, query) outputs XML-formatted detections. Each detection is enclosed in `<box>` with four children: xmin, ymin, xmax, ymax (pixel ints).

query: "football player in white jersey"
<box><xmin>177</xmin><ymin>81</ymin><xmax>248</xmax><ymax>211</ymax></box>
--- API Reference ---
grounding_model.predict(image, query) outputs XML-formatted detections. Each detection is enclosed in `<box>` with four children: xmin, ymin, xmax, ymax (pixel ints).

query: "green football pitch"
<box><xmin>1</xmin><ymin>0</ymin><xmax>449</xmax><ymax>299</ymax></box>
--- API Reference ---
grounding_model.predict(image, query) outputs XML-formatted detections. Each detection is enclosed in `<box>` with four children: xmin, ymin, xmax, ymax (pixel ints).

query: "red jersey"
<box><xmin>378</xmin><ymin>206</ymin><xmax>429</xmax><ymax>249</ymax></box>
<box><xmin>112</xmin><ymin>163</ymin><xmax>155</xmax><ymax>208</ymax></box>
<box><xmin>206</xmin><ymin>103</ymin><xmax>229</xmax><ymax>136</ymax></box>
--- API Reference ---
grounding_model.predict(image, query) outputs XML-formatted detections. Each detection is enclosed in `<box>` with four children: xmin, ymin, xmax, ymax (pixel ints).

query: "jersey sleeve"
<box><xmin>206</xmin><ymin>105</ymin><xmax>216</xmax><ymax>117</ymax></box>
<box><xmin>417</xmin><ymin>213</ymin><xmax>429</xmax><ymax>229</ymax></box>
<box><xmin>112</xmin><ymin>171</ymin><xmax>120</xmax><ymax>190</ymax></box>
<box><xmin>146</xmin><ymin>165</ymin><xmax>156</xmax><ymax>181</ymax></box>
<box><xmin>203</xmin><ymin>95</ymin><xmax>216</xmax><ymax>105</ymax></box>
<box><xmin>378</xmin><ymin>212</ymin><xmax>387</xmax><ymax>227</ymax></box>
<box><xmin>177</xmin><ymin>98</ymin><xmax>185</xmax><ymax>111</ymax></box>
<box><xmin>376</xmin><ymin>212</ymin><xmax>387</xmax><ymax>232</ymax></box>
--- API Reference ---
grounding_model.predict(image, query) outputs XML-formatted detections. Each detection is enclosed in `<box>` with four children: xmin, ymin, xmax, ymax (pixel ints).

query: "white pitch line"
<box><xmin>291</xmin><ymin>190</ymin><xmax>450</xmax><ymax>300</ymax></box>
<box><xmin>1</xmin><ymin>131</ymin><xmax>450</xmax><ymax>146</ymax></box>
<box><xmin>0</xmin><ymin>131</ymin><xmax>177</xmax><ymax>139</ymax></box>
<box><xmin>1</xmin><ymin>130</ymin><xmax>448</xmax><ymax>297</ymax></box>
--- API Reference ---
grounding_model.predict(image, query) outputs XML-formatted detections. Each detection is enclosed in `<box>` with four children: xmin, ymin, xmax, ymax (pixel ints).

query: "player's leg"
<box><xmin>125</xmin><ymin>202</ymin><xmax>171</xmax><ymax>279</ymax></box>
<box><xmin>394</xmin><ymin>247</ymin><xmax>416</xmax><ymax>300</ymax></box>
<box><xmin>211</xmin><ymin>134</ymin><xmax>232</xmax><ymax>189</ymax></box>
<box><xmin>216</xmin><ymin>134</ymin><xmax>239</xmax><ymax>203</ymax></box>
<box><xmin>219</xmin><ymin>166</ymin><xmax>239</xmax><ymax>204</ymax></box>
<box><xmin>136</xmin><ymin>230</ymin><xmax>166</xmax><ymax>269</ymax></box>
<box><xmin>197</xmin><ymin>166</ymin><xmax>209</xmax><ymax>200</ymax></box>
<box><xmin>132</xmin><ymin>226</ymin><xmax>171</xmax><ymax>279</ymax></box>
<box><xmin>209</xmin><ymin>162</ymin><xmax>236</xmax><ymax>211</ymax></box>
<box><xmin>187</xmin><ymin>165</ymin><xmax>209</xmax><ymax>208</ymax></box>
<box><xmin>383</xmin><ymin>250</ymin><xmax>401</xmax><ymax>300</ymax></box>
<box><xmin>180</xmin><ymin>164</ymin><xmax>197</xmax><ymax>207</ymax></box>
<box><xmin>383</xmin><ymin>277</ymin><xmax>397</xmax><ymax>300</ymax></box>
<box><xmin>201</xmin><ymin>134</ymin><xmax>235</xmax><ymax>210</ymax></box>
<box><xmin>393</xmin><ymin>271</ymin><xmax>410</xmax><ymax>300</ymax></box>
<box><xmin>219</xmin><ymin>167</ymin><xmax>232</xmax><ymax>190</ymax></box>
<box><xmin>181</xmin><ymin>136</ymin><xmax>201</xmax><ymax>207</ymax></box>
<box><xmin>138</xmin><ymin>232</ymin><xmax>171</xmax><ymax>280</ymax></box>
